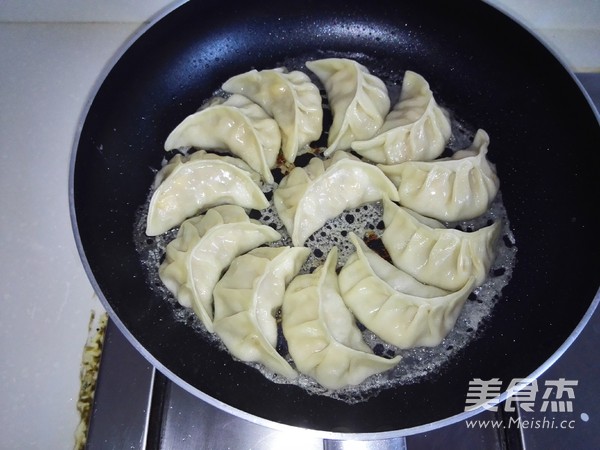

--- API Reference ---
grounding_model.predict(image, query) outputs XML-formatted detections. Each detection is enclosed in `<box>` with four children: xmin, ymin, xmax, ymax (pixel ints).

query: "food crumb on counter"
<box><xmin>73</xmin><ymin>309</ymin><xmax>108</xmax><ymax>450</ymax></box>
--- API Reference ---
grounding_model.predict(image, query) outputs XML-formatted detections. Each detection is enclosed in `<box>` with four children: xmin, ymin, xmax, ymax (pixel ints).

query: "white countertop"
<box><xmin>0</xmin><ymin>1</ymin><xmax>598</xmax><ymax>449</ymax></box>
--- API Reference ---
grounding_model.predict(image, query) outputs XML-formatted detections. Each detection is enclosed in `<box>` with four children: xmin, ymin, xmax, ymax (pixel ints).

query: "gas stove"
<box><xmin>85</xmin><ymin>74</ymin><xmax>600</xmax><ymax>450</ymax></box>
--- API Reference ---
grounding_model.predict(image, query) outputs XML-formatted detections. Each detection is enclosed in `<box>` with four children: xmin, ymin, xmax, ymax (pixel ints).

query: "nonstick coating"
<box><xmin>71</xmin><ymin>0</ymin><xmax>600</xmax><ymax>435</ymax></box>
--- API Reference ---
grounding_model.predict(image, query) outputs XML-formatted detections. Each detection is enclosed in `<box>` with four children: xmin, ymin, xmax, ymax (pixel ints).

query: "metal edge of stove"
<box><xmin>86</xmin><ymin>319</ymin><xmax>156</xmax><ymax>449</ymax></box>
<box><xmin>85</xmin><ymin>74</ymin><xmax>600</xmax><ymax>450</ymax></box>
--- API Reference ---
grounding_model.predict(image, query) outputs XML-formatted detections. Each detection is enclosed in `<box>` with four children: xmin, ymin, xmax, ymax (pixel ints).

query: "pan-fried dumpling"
<box><xmin>343</xmin><ymin>233</ymin><xmax>449</xmax><ymax>298</ymax></box>
<box><xmin>146</xmin><ymin>151</ymin><xmax>269</xmax><ymax>236</ymax></box>
<box><xmin>213</xmin><ymin>246</ymin><xmax>310</xmax><ymax>379</ymax></box>
<box><xmin>274</xmin><ymin>151</ymin><xmax>400</xmax><ymax>246</ymax></box>
<box><xmin>379</xmin><ymin>129</ymin><xmax>500</xmax><ymax>221</ymax></box>
<box><xmin>158</xmin><ymin>205</ymin><xmax>281</xmax><ymax>332</ymax></box>
<box><xmin>282</xmin><ymin>247</ymin><xmax>401</xmax><ymax>390</ymax></box>
<box><xmin>351</xmin><ymin>71</ymin><xmax>451</xmax><ymax>164</ymax></box>
<box><xmin>222</xmin><ymin>68</ymin><xmax>323</xmax><ymax>163</ymax></box>
<box><xmin>381</xmin><ymin>197</ymin><xmax>500</xmax><ymax>291</ymax></box>
<box><xmin>164</xmin><ymin>94</ymin><xmax>281</xmax><ymax>183</ymax></box>
<box><xmin>306</xmin><ymin>58</ymin><xmax>389</xmax><ymax>156</ymax></box>
<box><xmin>339</xmin><ymin>233</ymin><xmax>476</xmax><ymax>348</ymax></box>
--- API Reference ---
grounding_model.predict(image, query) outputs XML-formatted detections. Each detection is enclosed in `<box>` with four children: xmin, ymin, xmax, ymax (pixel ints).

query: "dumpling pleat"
<box><xmin>146</xmin><ymin>151</ymin><xmax>269</xmax><ymax>236</ymax></box>
<box><xmin>164</xmin><ymin>94</ymin><xmax>281</xmax><ymax>183</ymax></box>
<box><xmin>158</xmin><ymin>206</ymin><xmax>281</xmax><ymax>332</ymax></box>
<box><xmin>351</xmin><ymin>70</ymin><xmax>451</xmax><ymax>164</ymax></box>
<box><xmin>339</xmin><ymin>233</ymin><xmax>475</xmax><ymax>348</ymax></box>
<box><xmin>274</xmin><ymin>151</ymin><xmax>399</xmax><ymax>246</ymax></box>
<box><xmin>306</xmin><ymin>58</ymin><xmax>390</xmax><ymax>156</ymax></box>
<box><xmin>381</xmin><ymin>197</ymin><xmax>500</xmax><ymax>291</ymax></box>
<box><xmin>282</xmin><ymin>248</ymin><xmax>401</xmax><ymax>390</ymax></box>
<box><xmin>222</xmin><ymin>68</ymin><xmax>323</xmax><ymax>163</ymax></box>
<box><xmin>213</xmin><ymin>247</ymin><xmax>309</xmax><ymax>379</ymax></box>
<box><xmin>378</xmin><ymin>129</ymin><xmax>500</xmax><ymax>221</ymax></box>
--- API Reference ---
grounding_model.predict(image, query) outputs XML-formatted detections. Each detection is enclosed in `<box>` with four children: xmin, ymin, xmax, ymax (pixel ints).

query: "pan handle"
<box><xmin>323</xmin><ymin>438</ymin><xmax>407</xmax><ymax>450</ymax></box>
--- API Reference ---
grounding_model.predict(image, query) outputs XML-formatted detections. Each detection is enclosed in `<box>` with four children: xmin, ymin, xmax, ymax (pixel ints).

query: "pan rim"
<box><xmin>68</xmin><ymin>0</ymin><xmax>600</xmax><ymax>438</ymax></box>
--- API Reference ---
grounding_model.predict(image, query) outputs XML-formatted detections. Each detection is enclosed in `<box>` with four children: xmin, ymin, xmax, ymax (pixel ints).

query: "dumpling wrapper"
<box><xmin>339</xmin><ymin>233</ymin><xmax>476</xmax><ymax>348</ymax></box>
<box><xmin>381</xmin><ymin>197</ymin><xmax>500</xmax><ymax>291</ymax></box>
<box><xmin>164</xmin><ymin>94</ymin><xmax>281</xmax><ymax>183</ymax></box>
<box><xmin>213</xmin><ymin>246</ymin><xmax>310</xmax><ymax>379</ymax></box>
<box><xmin>146</xmin><ymin>151</ymin><xmax>269</xmax><ymax>236</ymax></box>
<box><xmin>222</xmin><ymin>68</ymin><xmax>323</xmax><ymax>163</ymax></box>
<box><xmin>159</xmin><ymin>206</ymin><xmax>281</xmax><ymax>332</ymax></box>
<box><xmin>282</xmin><ymin>247</ymin><xmax>401</xmax><ymax>390</ymax></box>
<box><xmin>274</xmin><ymin>151</ymin><xmax>399</xmax><ymax>246</ymax></box>
<box><xmin>306</xmin><ymin>58</ymin><xmax>390</xmax><ymax>156</ymax></box>
<box><xmin>344</xmin><ymin>233</ymin><xmax>449</xmax><ymax>298</ymax></box>
<box><xmin>378</xmin><ymin>129</ymin><xmax>500</xmax><ymax>221</ymax></box>
<box><xmin>352</xmin><ymin>70</ymin><xmax>451</xmax><ymax>164</ymax></box>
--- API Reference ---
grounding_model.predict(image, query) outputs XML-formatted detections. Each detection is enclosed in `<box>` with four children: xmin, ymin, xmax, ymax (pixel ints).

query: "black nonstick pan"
<box><xmin>70</xmin><ymin>0</ymin><xmax>600</xmax><ymax>437</ymax></box>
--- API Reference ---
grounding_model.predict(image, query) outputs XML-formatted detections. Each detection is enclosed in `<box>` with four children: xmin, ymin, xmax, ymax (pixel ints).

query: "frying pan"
<box><xmin>70</xmin><ymin>0</ymin><xmax>600</xmax><ymax>438</ymax></box>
